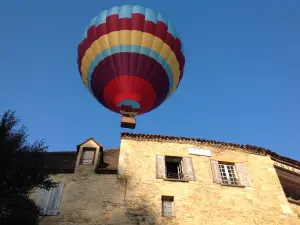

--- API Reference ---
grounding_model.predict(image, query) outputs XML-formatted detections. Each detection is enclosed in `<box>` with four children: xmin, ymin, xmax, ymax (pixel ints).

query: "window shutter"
<box><xmin>182</xmin><ymin>157</ymin><xmax>196</xmax><ymax>181</ymax></box>
<box><xmin>156</xmin><ymin>155</ymin><xmax>165</xmax><ymax>179</ymax></box>
<box><xmin>235</xmin><ymin>163</ymin><xmax>251</xmax><ymax>187</ymax></box>
<box><xmin>210</xmin><ymin>160</ymin><xmax>222</xmax><ymax>184</ymax></box>
<box><xmin>46</xmin><ymin>184</ymin><xmax>64</xmax><ymax>215</ymax></box>
<box><xmin>40</xmin><ymin>188</ymin><xmax>51</xmax><ymax>215</ymax></box>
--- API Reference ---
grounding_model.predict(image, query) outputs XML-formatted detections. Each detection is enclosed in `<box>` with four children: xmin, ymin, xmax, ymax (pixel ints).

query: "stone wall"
<box><xmin>30</xmin><ymin>138</ymin><xmax>137</xmax><ymax>225</ymax></box>
<box><xmin>30</xmin><ymin>166</ymin><xmax>137</xmax><ymax>225</ymax></box>
<box><xmin>119</xmin><ymin>139</ymin><xmax>298</xmax><ymax>225</ymax></box>
<box><xmin>289</xmin><ymin>201</ymin><xmax>300</xmax><ymax>217</ymax></box>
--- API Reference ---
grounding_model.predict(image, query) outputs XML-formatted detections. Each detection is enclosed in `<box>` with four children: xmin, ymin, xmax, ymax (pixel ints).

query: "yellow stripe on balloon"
<box><xmin>80</xmin><ymin>30</ymin><xmax>181</xmax><ymax>95</ymax></box>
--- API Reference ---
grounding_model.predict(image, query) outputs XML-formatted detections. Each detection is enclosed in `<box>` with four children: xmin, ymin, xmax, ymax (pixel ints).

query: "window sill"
<box><xmin>164</xmin><ymin>178</ymin><xmax>189</xmax><ymax>182</ymax></box>
<box><xmin>220</xmin><ymin>183</ymin><xmax>245</xmax><ymax>188</ymax></box>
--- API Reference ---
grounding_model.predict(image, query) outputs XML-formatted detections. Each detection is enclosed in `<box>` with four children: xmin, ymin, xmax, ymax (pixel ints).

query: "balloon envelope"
<box><xmin>77</xmin><ymin>5</ymin><xmax>185</xmax><ymax>116</ymax></box>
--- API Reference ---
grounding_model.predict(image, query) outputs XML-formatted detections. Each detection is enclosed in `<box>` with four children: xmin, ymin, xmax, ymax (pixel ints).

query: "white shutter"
<box><xmin>182</xmin><ymin>157</ymin><xmax>196</xmax><ymax>181</ymax></box>
<box><xmin>46</xmin><ymin>184</ymin><xmax>64</xmax><ymax>215</ymax></box>
<box><xmin>210</xmin><ymin>160</ymin><xmax>222</xmax><ymax>184</ymax></box>
<box><xmin>235</xmin><ymin>163</ymin><xmax>251</xmax><ymax>187</ymax></box>
<box><xmin>40</xmin><ymin>188</ymin><xmax>51</xmax><ymax>215</ymax></box>
<box><xmin>156</xmin><ymin>155</ymin><xmax>165</xmax><ymax>179</ymax></box>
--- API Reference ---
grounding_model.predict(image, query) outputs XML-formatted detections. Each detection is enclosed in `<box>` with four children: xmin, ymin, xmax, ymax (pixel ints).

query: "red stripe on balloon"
<box><xmin>103</xmin><ymin>76</ymin><xmax>156</xmax><ymax>114</ymax></box>
<box><xmin>154</xmin><ymin>21</ymin><xmax>168</xmax><ymax>43</ymax></box>
<box><xmin>106</xmin><ymin>15</ymin><xmax>119</xmax><ymax>33</ymax></box>
<box><xmin>90</xmin><ymin>53</ymin><xmax>169</xmax><ymax>114</ymax></box>
<box><xmin>132</xmin><ymin>13</ymin><xmax>145</xmax><ymax>31</ymax></box>
<box><xmin>119</xmin><ymin>18</ymin><xmax>132</xmax><ymax>30</ymax></box>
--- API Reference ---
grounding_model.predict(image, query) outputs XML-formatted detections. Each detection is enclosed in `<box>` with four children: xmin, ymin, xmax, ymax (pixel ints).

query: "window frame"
<box><xmin>161</xmin><ymin>196</ymin><xmax>175</xmax><ymax>217</ymax></box>
<box><xmin>80</xmin><ymin>147</ymin><xmax>96</xmax><ymax>165</ymax></box>
<box><xmin>156</xmin><ymin>155</ymin><xmax>196</xmax><ymax>181</ymax></box>
<box><xmin>210</xmin><ymin>159</ymin><xmax>251</xmax><ymax>187</ymax></box>
<box><xmin>165</xmin><ymin>156</ymin><xmax>184</xmax><ymax>180</ymax></box>
<box><xmin>218</xmin><ymin>162</ymin><xmax>239</xmax><ymax>186</ymax></box>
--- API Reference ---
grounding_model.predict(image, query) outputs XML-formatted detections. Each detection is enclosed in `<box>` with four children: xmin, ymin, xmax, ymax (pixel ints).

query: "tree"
<box><xmin>0</xmin><ymin>110</ymin><xmax>57</xmax><ymax>225</ymax></box>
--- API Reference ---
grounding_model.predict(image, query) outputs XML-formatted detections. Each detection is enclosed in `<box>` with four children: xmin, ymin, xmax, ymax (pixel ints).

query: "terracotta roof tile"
<box><xmin>121</xmin><ymin>132</ymin><xmax>300</xmax><ymax>167</ymax></box>
<box><xmin>266</xmin><ymin>150</ymin><xmax>300</xmax><ymax>168</ymax></box>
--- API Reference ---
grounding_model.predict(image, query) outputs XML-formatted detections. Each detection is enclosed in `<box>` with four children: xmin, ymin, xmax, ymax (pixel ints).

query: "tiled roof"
<box><xmin>266</xmin><ymin>150</ymin><xmax>300</xmax><ymax>168</ymax></box>
<box><xmin>121</xmin><ymin>132</ymin><xmax>300</xmax><ymax>167</ymax></box>
<box><xmin>11</xmin><ymin>148</ymin><xmax>120</xmax><ymax>174</ymax></box>
<box><xmin>11</xmin><ymin>151</ymin><xmax>77</xmax><ymax>173</ymax></box>
<box><xmin>95</xmin><ymin>148</ymin><xmax>120</xmax><ymax>174</ymax></box>
<box><xmin>103</xmin><ymin>148</ymin><xmax>120</xmax><ymax>170</ymax></box>
<box><xmin>37</xmin><ymin>148</ymin><xmax>120</xmax><ymax>173</ymax></box>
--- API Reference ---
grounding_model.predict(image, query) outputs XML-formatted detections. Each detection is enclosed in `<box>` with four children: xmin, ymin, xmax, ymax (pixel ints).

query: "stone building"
<box><xmin>30</xmin><ymin>133</ymin><xmax>300</xmax><ymax>225</ymax></box>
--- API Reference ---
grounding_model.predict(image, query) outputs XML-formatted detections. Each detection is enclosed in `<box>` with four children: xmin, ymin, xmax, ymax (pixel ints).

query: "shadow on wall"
<box><xmin>116</xmin><ymin>176</ymin><xmax>180</xmax><ymax>225</ymax></box>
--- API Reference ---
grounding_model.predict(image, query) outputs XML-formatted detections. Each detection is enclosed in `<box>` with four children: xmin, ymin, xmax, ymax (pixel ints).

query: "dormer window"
<box><xmin>80</xmin><ymin>147</ymin><xmax>96</xmax><ymax>165</ymax></box>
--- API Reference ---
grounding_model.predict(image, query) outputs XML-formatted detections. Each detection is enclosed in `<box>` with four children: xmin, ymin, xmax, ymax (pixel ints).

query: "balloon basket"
<box><xmin>121</xmin><ymin>116</ymin><xmax>136</xmax><ymax>129</ymax></box>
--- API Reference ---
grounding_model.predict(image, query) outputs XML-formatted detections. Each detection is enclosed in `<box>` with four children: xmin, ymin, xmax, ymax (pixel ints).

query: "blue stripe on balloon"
<box><xmin>145</xmin><ymin>8</ymin><xmax>157</xmax><ymax>23</ymax></box>
<box><xmin>80</xmin><ymin>27</ymin><xmax>88</xmax><ymax>43</ymax></box>
<box><xmin>86</xmin><ymin>45</ymin><xmax>174</xmax><ymax>97</ymax></box>
<box><xmin>107</xmin><ymin>6</ymin><xmax>120</xmax><ymax>17</ymax></box>
<box><xmin>157</xmin><ymin>13</ymin><xmax>167</xmax><ymax>25</ymax></box>
<box><xmin>119</xmin><ymin>5</ymin><xmax>132</xmax><ymax>18</ymax></box>
<box><xmin>132</xmin><ymin>5</ymin><xmax>145</xmax><ymax>14</ymax></box>
<box><xmin>89</xmin><ymin>16</ymin><xmax>97</xmax><ymax>27</ymax></box>
<box><xmin>167</xmin><ymin>22</ymin><xmax>176</xmax><ymax>39</ymax></box>
<box><xmin>95</xmin><ymin>10</ymin><xmax>108</xmax><ymax>26</ymax></box>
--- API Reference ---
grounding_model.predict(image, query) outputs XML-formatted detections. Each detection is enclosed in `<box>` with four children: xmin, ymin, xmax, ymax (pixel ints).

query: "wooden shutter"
<box><xmin>46</xmin><ymin>184</ymin><xmax>64</xmax><ymax>215</ymax></box>
<box><xmin>210</xmin><ymin>160</ymin><xmax>222</xmax><ymax>184</ymax></box>
<box><xmin>156</xmin><ymin>155</ymin><xmax>165</xmax><ymax>179</ymax></box>
<box><xmin>40</xmin><ymin>188</ymin><xmax>51</xmax><ymax>215</ymax></box>
<box><xmin>235</xmin><ymin>163</ymin><xmax>251</xmax><ymax>187</ymax></box>
<box><xmin>182</xmin><ymin>157</ymin><xmax>196</xmax><ymax>181</ymax></box>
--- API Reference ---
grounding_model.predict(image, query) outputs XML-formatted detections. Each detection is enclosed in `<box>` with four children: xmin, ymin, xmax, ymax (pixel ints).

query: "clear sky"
<box><xmin>1</xmin><ymin>0</ymin><xmax>299</xmax><ymax>160</ymax></box>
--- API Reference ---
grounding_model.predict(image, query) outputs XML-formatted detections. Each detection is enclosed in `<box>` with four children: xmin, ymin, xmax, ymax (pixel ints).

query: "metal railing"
<box><xmin>166</xmin><ymin>172</ymin><xmax>184</xmax><ymax>180</ymax></box>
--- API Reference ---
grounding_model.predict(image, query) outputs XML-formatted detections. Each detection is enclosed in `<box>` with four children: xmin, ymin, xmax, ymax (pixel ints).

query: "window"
<box><xmin>162</xmin><ymin>196</ymin><xmax>174</xmax><ymax>217</ymax></box>
<box><xmin>80</xmin><ymin>147</ymin><xmax>96</xmax><ymax>164</ymax></box>
<box><xmin>40</xmin><ymin>183</ymin><xmax>64</xmax><ymax>216</ymax></box>
<box><xmin>219</xmin><ymin>163</ymin><xmax>238</xmax><ymax>185</ymax></box>
<box><xmin>210</xmin><ymin>160</ymin><xmax>251</xmax><ymax>187</ymax></box>
<box><xmin>165</xmin><ymin>156</ymin><xmax>184</xmax><ymax>180</ymax></box>
<box><xmin>156</xmin><ymin>156</ymin><xmax>195</xmax><ymax>181</ymax></box>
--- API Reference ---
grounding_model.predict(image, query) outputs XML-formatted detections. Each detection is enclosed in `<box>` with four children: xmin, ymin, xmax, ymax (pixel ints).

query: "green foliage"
<box><xmin>1</xmin><ymin>194</ymin><xmax>40</xmax><ymax>225</ymax></box>
<box><xmin>0</xmin><ymin>110</ymin><xmax>57</xmax><ymax>225</ymax></box>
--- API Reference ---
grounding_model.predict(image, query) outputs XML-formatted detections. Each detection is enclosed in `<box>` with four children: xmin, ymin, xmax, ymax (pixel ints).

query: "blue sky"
<box><xmin>1</xmin><ymin>0</ymin><xmax>299</xmax><ymax>160</ymax></box>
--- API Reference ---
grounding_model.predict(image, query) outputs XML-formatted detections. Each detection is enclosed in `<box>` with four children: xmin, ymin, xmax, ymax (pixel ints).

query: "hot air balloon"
<box><xmin>77</xmin><ymin>5</ymin><xmax>185</xmax><ymax>129</ymax></box>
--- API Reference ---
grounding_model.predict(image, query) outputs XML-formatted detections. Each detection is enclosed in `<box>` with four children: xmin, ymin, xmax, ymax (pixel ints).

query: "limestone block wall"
<box><xmin>119</xmin><ymin>139</ymin><xmax>297</xmax><ymax>225</ymax></box>
<box><xmin>289</xmin><ymin>201</ymin><xmax>300</xmax><ymax>217</ymax></box>
<box><xmin>30</xmin><ymin>163</ymin><xmax>136</xmax><ymax>225</ymax></box>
